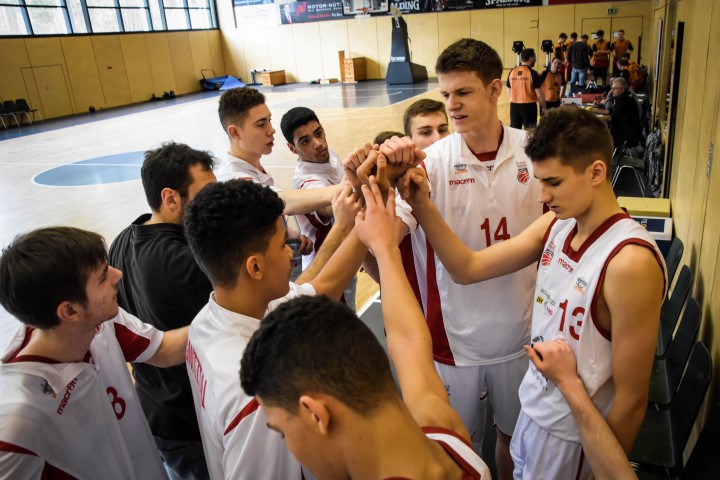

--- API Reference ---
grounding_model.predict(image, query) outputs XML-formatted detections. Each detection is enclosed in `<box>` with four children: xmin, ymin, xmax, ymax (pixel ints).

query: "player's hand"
<box><xmin>378</xmin><ymin>135</ymin><xmax>426</xmax><ymax>167</ymax></box>
<box><xmin>355</xmin><ymin>177</ymin><xmax>401</xmax><ymax>255</ymax></box>
<box><xmin>298</xmin><ymin>234</ymin><xmax>313</xmax><ymax>255</ymax></box>
<box><xmin>332</xmin><ymin>181</ymin><xmax>363</xmax><ymax>232</ymax></box>
<box><xmin>398</xmin><ymin>166</ymin><xmax>431</xmax><ymax>208</ymax></box>
<box><xmin>523</xmin><ymin>339</ymin><xmax>579</xmax><ymax>389</ymax></box>
<box><xmin>343</xmin><ymin>143</ymin><xmax>375</xmax><ymax>191</ymax></box>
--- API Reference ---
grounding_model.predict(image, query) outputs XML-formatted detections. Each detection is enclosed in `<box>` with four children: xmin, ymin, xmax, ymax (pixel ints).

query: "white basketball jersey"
<box><xmin>0</xmin><ymin>309</ymin><xmax>166</xmax><ymax>479</ymax></box>
<box><xmin>186</xmin><ymin>284</ymin><xmax>315</xmax><ymax>480</ymax></box>
<box><xmin>215</xmin><ymin>154</ymin><xmax>278</xmax><ymax>189</ymax></box>
<box><xmin>423</xmin><ymin>427</ymin><xmax>490</xmax><ymax>479</ymax></box>
<box><xmin>519</xmin><ymin>213</ymin><xmax>666</xmax><ymax>442</ymax></box>
<box><xmin>396</xmin><ymin>127</ymin><xmax>543</xmax><ymax>366</ymax></box>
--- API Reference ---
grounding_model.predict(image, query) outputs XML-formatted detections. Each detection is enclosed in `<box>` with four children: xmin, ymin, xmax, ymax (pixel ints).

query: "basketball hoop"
<box><xmin>355</xmin><ymin>7</ymin><xmax>370</xmax><ymax>21</ymax></box>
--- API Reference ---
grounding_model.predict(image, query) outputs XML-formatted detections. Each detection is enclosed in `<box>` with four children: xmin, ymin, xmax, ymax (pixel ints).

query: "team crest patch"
<box><xmin>41</xmin><ymin>380</ymin><xmax>56</xmax><ymax>398</ymax></box>
<box><xmin>516</xmin><ymin>161</ymin><xmax>531</xmax><ymax>184</ymax></box>
<box><xmin>541</xmin><ymin>242</ymin><xmax>555</xmax><ymax>269</ymax></box>
<box><xmin>453</xmin><ymin>163</ymin><xmax>468</xmax><ymax>175</ymax></box>
<box><xmin>574</xmin><ymin>276</ymin><xmax>589</xmax><ymax>295</ymax></box>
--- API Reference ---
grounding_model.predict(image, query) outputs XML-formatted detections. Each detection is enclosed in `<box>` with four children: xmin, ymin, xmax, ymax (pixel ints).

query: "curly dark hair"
<box><xmin>184</xmin><ymin>180</ymin><xmax>284</xmax><ymax>288</ymax></box>
<box><xmin>240</xmin><ymin>295</ymin><xmax>398</xmax><ymax>413</ymax></box>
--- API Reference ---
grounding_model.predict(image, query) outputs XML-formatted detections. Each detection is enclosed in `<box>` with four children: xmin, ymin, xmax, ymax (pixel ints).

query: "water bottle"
<box><xmin>285</xmin><ymin>215</ymin><xmax>303</xmax><ymax>281</ymax></box>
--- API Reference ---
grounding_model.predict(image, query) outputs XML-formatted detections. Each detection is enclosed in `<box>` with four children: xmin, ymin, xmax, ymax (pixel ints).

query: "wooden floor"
<box><xmin>0</xmin><ymin>80</ymin><xmax>513</xmax><ymax>342</ymax></box>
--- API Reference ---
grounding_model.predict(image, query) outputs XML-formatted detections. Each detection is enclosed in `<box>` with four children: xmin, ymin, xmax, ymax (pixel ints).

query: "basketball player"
<box><xmin>395</xmin><ymin>107</ymin><xmax>665</xmax><ymax>479</ymax></box>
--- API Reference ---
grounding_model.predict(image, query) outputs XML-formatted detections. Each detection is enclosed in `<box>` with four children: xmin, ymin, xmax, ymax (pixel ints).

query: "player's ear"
<box><xmin>299</xmin><ymin>395</ymin><xmax>331</xmax><ymax>436</ymax></box>
<box><xmin>245</xmin><ymin>254</ymin><xmax>262</xmax><ymax>280</ymax></box>
<box><xmin>589</xmin><ymin>159</ymin><xmax>607</xmax><ymax>185</ymax></box>
<box><xmin>287</xmin><ymin>142</ymin><xmax>298</xmax><ymax>155</ymax></box>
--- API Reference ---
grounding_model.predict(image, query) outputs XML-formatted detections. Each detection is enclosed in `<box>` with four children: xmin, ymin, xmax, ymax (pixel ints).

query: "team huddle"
<box><xmin>0</xmin><ymin>39</ymin><xmax>664</xmax><ymax>480</ymax></box>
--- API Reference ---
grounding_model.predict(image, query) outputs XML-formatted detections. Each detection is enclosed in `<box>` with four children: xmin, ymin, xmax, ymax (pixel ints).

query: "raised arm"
<box><xmin>526</xmin><ymin>340</ymin><xmax>637</xmax><ymax>480</ymax></box>
<box><xmin>399</xmin><ymin>167</ymin><xmax>551</xmax><ymax>284</ymax></box>
<box><xmin>355</xmin><ymin>178</ymin><xmax>470</xmax><ymax>441</ymax></box>
<box><xmin>296</xmin><ymin>183</ymin><xmax>362</xmax><ymax>284</ymax></box>
<box><xmin>279</xmin><ymin>184</ymin><xmax>340</xmax><ymax>216</ymax></box>
<box><xmin>603</xmin><ymin>244</ymin><xmax>665</xmax><ymax>453</ymax></box>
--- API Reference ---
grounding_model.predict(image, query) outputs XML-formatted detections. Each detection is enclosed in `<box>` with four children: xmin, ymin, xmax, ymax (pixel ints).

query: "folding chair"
<box><xmin>15</xmin><ymin>98</ymin><xmax>43</xmax><ymax>123</ymax></box>
<box><xmin>663</xmin><ymin>237</ymin><xmax>684</xmax><ymax>287</ymax></box>
<box><xmin>3</xmin><ymin>100</ymin><xmax>28</xmax><ymax>125</ymax></box>
<box><xmin>648</xmin><ymin>298</ymin><xmax>700</xmax><ymax>406</ymax></box>
<box><xmin>611</xmin><ymin>154</ymin><xmax>647</xmax><ymax>197</ymax></box>
<box><xmin>630</xmin><ymin>342</ymin><xmax>712</xmax><ymax>477</ymax></box>
<box><xmin>656</xmin><ymin>265</ymin><xmax>692</xmax><ymax>358</ymax></box>
<box><xmin>0</xmin><ymin>102</ymin><xmax>19</xmax><ymax>128</ymax></box>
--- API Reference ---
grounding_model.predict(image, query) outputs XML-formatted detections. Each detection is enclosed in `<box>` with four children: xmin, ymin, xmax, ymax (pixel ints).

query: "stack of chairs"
<box><xmin>629</xmin><ymin>237</ymin><xmax>713</xmax><ymax>478</ymax></box>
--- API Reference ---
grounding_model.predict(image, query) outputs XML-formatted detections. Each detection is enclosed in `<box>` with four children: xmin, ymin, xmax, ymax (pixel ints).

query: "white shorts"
<box><xmin>510</xmin><ymin>411</ymin><xmax>590</xmax><ymax>480</ymax></box>
<box><xmin>435</xmin><ymin>355</ymin><xmax>526</xmax><ymax>437</ymax></box>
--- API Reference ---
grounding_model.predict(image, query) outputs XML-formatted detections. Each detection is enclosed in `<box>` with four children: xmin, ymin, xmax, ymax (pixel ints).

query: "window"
<box><xmin>0</xmin><ymin>0</ymin><xmax>215</xmax><ymax>35</ymax></box>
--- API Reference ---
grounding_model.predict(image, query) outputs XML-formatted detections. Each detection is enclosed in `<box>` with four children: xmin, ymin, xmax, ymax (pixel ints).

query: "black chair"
<box><xmin>656</xmin><ymin>265</ymin><xmax>692</xmax><ymax>358</ymax></box>
<box><xmin>3</xmin><ymin>100</ymin><xmax>29</xmax><ymax>125</ymax></box>
<box><xmin>630</xmin><ymin>342</ymin><xmax>712</xmax><ymax>476</ymax></box>
<box><xmin>648</xmin><ymin>298</ymin><xmax>700</xmax><ymax>406</ymax></box>
<box><xmin>0</xmin><ymin>102</ymin><xmax>19</xmax><ymax>128</ymax></box>
<box><xmin>15</xmin><ymin>98</ymin><xmax>42</xmax><ymax>123</ymax></box>
<box><xmin>612</xmin><ymin>154</ymin><xmax>647</xmax><ymax>197</ymax></box>
<box><xmin>664</xmin><ymin>237</ymin><xmax>684</xmax><ymax>288</ymax></box>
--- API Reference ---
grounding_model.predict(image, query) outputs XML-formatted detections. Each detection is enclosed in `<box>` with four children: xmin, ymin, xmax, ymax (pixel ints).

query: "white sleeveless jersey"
<box><xmin>0</xmin><ymin>309</ymin><xmax>166</xmax><ymax>479</ymax></box>
<box><xmin>396</xmin><ymin>127</ymin><xmax>543</xmax><ymax>365</ymax></box>
<box><xmin>291</xmin><ymin>149</ymin><xmax>344</xmax><ymax>269</ymax></box>
<box><xmin>186</xmin><ymin>283</ymin><xmax>315</xmax><ymax>480</ymax></box>
<box><xmin>519</xmin><ymin>213</ymin><xmax>666</xmax><ymax>442</ymax></box>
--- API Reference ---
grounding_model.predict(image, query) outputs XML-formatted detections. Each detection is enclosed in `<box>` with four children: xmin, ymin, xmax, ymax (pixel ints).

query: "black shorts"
<box><xmin>510</xmin><ymin>103</ymin><xmax>538</xmax><ymax>130</ymax></box>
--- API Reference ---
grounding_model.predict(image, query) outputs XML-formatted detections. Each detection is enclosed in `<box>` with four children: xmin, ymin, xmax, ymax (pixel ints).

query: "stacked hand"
<box><xmin>332</xmin><ymin>181</ymin><xmax>363</xmax><ymax>231</ymax></box>
<box><xmin>355</xmin><ymin>177</ymin><xmax>402</xmax><ymax>256</ymax></box>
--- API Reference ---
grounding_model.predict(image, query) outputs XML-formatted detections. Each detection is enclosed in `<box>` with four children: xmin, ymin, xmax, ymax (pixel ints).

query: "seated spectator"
<box><xmin>592</xmin><ymin>77</ymin><xmax>643</xmax><ymax>150</ymax></box>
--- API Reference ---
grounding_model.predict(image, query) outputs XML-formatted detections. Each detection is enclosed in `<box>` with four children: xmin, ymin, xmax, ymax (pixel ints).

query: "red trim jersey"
<box><xmin>0</xmin><ymin>309</ymin><xmax>166</xmax><ymax>479</ymax></box>
<box><xmin>396</xmin><ymin>127</ymin><xmax>544</xmax><ymax>366</ymax></box>
<box><xmin>215</xmin><ymin>154</ymin><xmax>278</xmax><ymax>189</ymax></box>
<box><xmin>519</xmin><ymin>213</ymin><xmax>666</xmax><ymax>442</ymax></box>
<box><xmin>291</xmin><ymin>149</ymin><xmax>344</xmax><ymax>270</ymax></box>
<box><xmin>186</xmin><ymin>284</ymin><xmax>315</xmax><ymax>480</ymax></box>
<box><xmin>383</xmin><ymin>427</ymin><xmax>489</xmax><ymax>479</ymax></box>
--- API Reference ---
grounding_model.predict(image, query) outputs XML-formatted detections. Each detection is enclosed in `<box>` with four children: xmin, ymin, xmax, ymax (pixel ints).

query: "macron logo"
<box><xmin>56</xmin><ymin>378</ymin><xmax>78</xmax><ymax>415</ymax></box>
<box><xmin>557</xmin><ymin>257</ymin><xmax>575</xmax><ymax>274</ymax></box>
<box><xmin>449</xmin><ymin>178</ymin><xmax>475</xmax><ymax>186</ymax></box>
<box><xmin>186</xmin><ymin>341</ymin><xmax>208</xmax><ymax>409</ymax></box>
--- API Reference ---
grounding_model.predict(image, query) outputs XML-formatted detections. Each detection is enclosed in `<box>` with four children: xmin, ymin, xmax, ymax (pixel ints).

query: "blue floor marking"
<box><xmin>33</xmin><ymin>152</ymin><xmax>145</xmax><ymax>186</ymax></box>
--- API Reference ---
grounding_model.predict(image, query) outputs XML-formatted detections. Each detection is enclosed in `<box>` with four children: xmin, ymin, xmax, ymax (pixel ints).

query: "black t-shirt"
<box><xmin>109</xmin><ymin>214</ymin><xmax>213</xmax><ymax>441</ymax></box>
<box><xmin>609</xmin><ymin>92</ymin><xmax>643</xmax><ymax>148</ymax></box>
<box><xmin>568</xmin><ymin>41</ymin><xmax>592</xmax><ymax>69</ymax></box>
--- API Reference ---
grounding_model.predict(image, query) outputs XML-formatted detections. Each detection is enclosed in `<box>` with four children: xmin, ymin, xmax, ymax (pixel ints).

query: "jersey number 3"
<box><xmin>107</xmin><ymin>387</ymin><xmax>126</xmax><ymax>420</ymax></box>
<box><xmin>479</xmin><ymin>217</ymin><xmax>511</xmax><ymax>247</ymax></box>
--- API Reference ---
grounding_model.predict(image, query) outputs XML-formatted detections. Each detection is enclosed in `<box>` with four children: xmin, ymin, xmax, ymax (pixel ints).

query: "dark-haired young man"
<box><xmin>281</xmin><ymin>106</ymin><xmax>357</xmax><ymax>309</ymax></box>
<box><xmin>0</xmin><ymin>227</ymin><xmax>189</xmax><ymax>479</ymax></box>
<box><xmin>240</xmin><ymin>179</ymin><xmax>491</xmax><ymax>479</ymax></box>
<box><xmin>351</xmin><ymin>38</ymin><xmax>544</xmax><ymax>480</ymax></box>
<box><xmin>183</xmin><ymin>179</ymin><xmax>363</xmax><ymax>479</ymax></box>
<box><xmin>507</xmin><ymin>48</ymin><xmax>545</xmax><ymax>129</ymax></box>
<box><xmin>592</xmin><ymin>30</ymin><xmax>611</xmax><ymax>85</ymax></box>
<box><xmin>567</xmin><ymin>34</ymin><xmax>592</xmax><ymax>96</ymax></box>
<box><xmin>540</xmin><ymin>57</ymin><xmax>566</xmax><ymax>110</ymax></box>
<box><xmin>395</xmin><ymin>107</ymin><xmax>666</xmax><ymax>479</ymax></box>
<box><xmin>610</xmin><ymin>29</ymin><xmax>634</xmax><ymax>77</ymax></box>
<box><xmin>109</xmin><ymin>142</ymin><xmax>215</xmax><ymax>479</ymax></box>
<box><xmin>215</xmin><ymin>87</ymin><xmax>339</xmax><ymax>217</ymax></box>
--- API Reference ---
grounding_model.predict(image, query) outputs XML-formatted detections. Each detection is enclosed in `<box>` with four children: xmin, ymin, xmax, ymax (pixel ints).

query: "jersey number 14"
<box><xmin>479</xmin><ymin>217</ymin><xmax>511</xmax><ymax>247</ymax></box>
